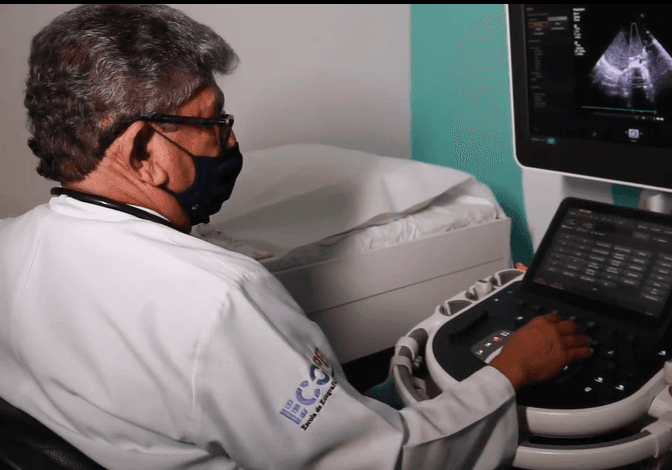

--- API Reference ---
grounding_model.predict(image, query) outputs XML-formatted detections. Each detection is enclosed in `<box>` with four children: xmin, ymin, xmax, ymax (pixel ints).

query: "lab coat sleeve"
<box><xmin>191</xmin><ymin>269</ymin><xmax>518</xmax><ymax>470</ymax></box>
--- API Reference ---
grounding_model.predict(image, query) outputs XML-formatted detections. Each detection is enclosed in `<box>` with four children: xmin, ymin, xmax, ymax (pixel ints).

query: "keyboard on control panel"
<box><xmin>431</xmin><ymin>282</ymin><xmax>671</xmax><ymax>409</ymax></box>
<box><xmin>511</xmin><ymin>297</ymin><xmax>667</xmax><ymax>409</ymax></box>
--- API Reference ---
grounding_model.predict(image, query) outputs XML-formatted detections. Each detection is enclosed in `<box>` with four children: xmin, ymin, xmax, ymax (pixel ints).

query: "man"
<box><xmin>0</xmin><ymin>5</ymin><xmax>592</xmax><ymax>469</ymax></box>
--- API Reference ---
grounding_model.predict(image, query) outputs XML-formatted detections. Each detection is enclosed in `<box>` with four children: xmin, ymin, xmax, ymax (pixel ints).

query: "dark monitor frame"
<box><xmin>507</xmin><ymin>4</ymin><xmax>672</xmax><ymax>192</ymax></box>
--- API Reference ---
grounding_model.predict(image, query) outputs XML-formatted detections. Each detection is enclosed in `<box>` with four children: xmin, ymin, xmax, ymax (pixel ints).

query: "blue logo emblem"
<box><xmin>280</xmin><ymin>363</ymin><xmax>337</xmax><ymax>429</ymax></box>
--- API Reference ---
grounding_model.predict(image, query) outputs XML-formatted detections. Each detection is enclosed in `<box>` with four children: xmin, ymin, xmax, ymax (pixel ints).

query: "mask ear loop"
<box><xmin>149</xmin><ymin>121</ymin><xmax>233</xmax><ymax>164</ymax></box>
<box><xmin>219</xmin><ymin>121</ymin><xmax>234</xmax><ymax>151</ymax></box>
<box><xmin>149</xmin><ymin>126</ymin><xmax>199</xmax><ymax>159</ymax></box>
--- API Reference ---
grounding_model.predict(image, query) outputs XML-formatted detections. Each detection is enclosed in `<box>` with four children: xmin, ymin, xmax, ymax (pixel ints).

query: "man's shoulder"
<box><xmin>166</xmin><ymin>228</ymin><xmax>271</xmax><ymax>282</ymax></box>
<box><xmin>5</xmin><ymin>200</ymin><xmax>273</xmax><ymax>290</ymax></box>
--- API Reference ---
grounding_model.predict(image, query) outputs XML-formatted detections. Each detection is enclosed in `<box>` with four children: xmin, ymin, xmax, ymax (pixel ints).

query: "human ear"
<box><xmin>115</xmin><ymin>121</ymin><xmax>168</xmax><ymax>188</ymax></box>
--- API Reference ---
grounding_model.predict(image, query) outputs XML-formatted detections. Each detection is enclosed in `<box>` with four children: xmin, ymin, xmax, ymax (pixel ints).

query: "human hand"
<box><xmin>490</xmin><ymin>313</ymin><xmax>592</xmax><ymax>390</ymax></box>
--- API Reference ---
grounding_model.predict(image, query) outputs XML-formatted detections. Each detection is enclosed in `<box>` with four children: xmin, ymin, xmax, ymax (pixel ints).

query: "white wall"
<box><xmin>0</xmin><ymin>4</ymin><xmax>410</xmax><ymax>219</ymax></box>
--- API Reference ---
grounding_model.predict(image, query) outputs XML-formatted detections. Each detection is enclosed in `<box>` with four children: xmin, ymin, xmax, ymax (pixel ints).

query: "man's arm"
<box><xmin>191</xmin><ymin>269</ymin><xmax>520</xmax><ymax>470</ymax></box>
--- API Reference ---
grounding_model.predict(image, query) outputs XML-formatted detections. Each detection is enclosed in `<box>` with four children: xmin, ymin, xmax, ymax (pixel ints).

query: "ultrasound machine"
<box><xmin>393</xmin><ymin>5</ymin><xmax>672</xmax><ymax>469</ymax></box>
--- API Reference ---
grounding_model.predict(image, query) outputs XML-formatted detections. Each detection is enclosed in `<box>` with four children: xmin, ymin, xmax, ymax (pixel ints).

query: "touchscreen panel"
<box><xmin>526</xmin><ymin>199</ymin><xmax>672</xmax><ymax>321</ymax></box>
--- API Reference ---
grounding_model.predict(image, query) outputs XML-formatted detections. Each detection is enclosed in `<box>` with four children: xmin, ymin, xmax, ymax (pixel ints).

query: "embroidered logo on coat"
<box><xmin>312</xmin><ymin>348</ymin><xmax>333</xmax><ymax>377</ymax></box>
<box><xmin>279</xmin><ymin>348</ymin><xmax>337</xmax><ymax>430</ymax></box>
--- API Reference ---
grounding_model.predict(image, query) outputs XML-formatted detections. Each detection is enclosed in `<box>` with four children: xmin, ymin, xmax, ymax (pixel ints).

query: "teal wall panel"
<box><xmin>612</xmin><ymin>184</ymin><xmax>642</xmax><ymax>209</ymax></box>
<box><xmin>410</xmin><ymin>4</ymin><xmax>533</xmax><ymax>265</ymax></box>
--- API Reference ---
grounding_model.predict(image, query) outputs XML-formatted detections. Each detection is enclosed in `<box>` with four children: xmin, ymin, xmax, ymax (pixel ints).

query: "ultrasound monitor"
<box><xmin>507</xmin><ymin>4</ymin><xmax>672</xmax><ymax>197</ymax></box>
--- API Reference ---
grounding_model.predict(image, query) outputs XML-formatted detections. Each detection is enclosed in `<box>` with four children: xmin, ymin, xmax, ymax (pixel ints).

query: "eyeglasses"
<box><xmin>144</xmin><ymin>113</ymin><xmax>234</xmax><ymax>149</ymax></box>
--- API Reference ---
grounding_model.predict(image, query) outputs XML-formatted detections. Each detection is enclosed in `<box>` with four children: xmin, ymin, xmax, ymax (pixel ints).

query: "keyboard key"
<box><xmin>642</xmin><ymin>293</ymin><xmax>664</xmax><ymax>303</ymax></box>
<box><xmin>643</xmin><ymin>286</ymin><xmax>669</xmax><ymax>297</ymax></box>
<box><xmin>645</xmin><ymin>278</ymin><xmax>670</xmax><ymax>290</ymax></box>
<box><xmin>597</xmin><ymin>279</ymin><xmax>616</xmax><ymax>289</ymax></box>
<box><xmin>653</xmin><ymin>267</ymin><xmax>672</xmax><ymax>276</ymax></box>
<box><xmin>585</xmin><ymin>320</ymin><xmax>599</xmax><ymax>333</ymax></box>
<box><xmin>605</xmin><ymin>266</ymin><xmax>621</xmax><ymax>275</ymax></box>
<box><xmin>600</xmin><ymin>273</ymin><xmax>619</xmax><ymax>282</ymax></box>
<box><xmin>620</xmin><ymin>277</ymin><xmax>640</xmax><ymax>287</ymax></box>
<box><xmin>633</xmin><ymin>232</ymin><xmax>651</xmax><ymax>241</ymax></box>
<box><xmin>649</xmin><ymin>274</ymin><xmax>672</xmax><ymax>283</ymax></box>
<box><xmin>623</xmin><ymin>271</ymin><xmax>643</xmax><ymax>280</ymax></box>
<box><xmin>654</xmin><ymin>260</ymin><xmax>672</xmax><ymax>269</ymax></box>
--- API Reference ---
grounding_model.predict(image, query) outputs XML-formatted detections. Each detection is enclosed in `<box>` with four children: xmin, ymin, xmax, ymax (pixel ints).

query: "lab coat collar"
<box><xmin>49</xmin><ymin>194</ymin><xmax>170</xmax><ymax>224</ymax></box>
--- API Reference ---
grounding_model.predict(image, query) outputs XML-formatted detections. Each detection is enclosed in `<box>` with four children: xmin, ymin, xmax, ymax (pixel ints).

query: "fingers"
<box><xmin>541</xmin><ymin>313</ymin><xmax>580</xmax><ymax>330</ymax></box>
<box><xmin>541</xmin><ymin>312</ymin><xmax>562</xmax><ymax>323</ymax></box>
<box><xmin>555</xmin><ymin>320</ymin><xmax>577</xmax><ymax>334</ymax></box>
<box><xmin>562</xmin><ymin>330</ymin><xmax>592</xmax><ymax>362</ymax></box>
<box><xmin>567</xmin><ymin>345</ymin><xmax>593</xmax><ymax>361</ymax></box>
<box><xmin>549</xmin><ymin>316</ymin><xmax>592</xmax><ymax>361</ymax></box>
<box><xmin>561</xmin><ymin>334</ymin><xmax>591</xmax><ymax>349</ymax></box>
<box><xmin>539</xmin><ymin>314</ymin><xmax>579</xmax><ymax>334</ymax></box>
<box><xmin>526</xmin><ymin>313</ymin><xmax>594</xmax><ymax>354</ymax></box>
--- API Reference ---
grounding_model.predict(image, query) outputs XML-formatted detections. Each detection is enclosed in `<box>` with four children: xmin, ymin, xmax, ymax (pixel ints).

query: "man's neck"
<box><xmin>64</xmin><ymin>178</ymin><xmax>191</xmax><ymax>232</ymax></box>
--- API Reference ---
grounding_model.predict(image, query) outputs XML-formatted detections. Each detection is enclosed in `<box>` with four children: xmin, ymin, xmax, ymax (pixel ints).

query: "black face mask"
<box><xmin>172</xmin><ymin>142</ymin><xmax>243</xmax><ymax>226</ymax></box>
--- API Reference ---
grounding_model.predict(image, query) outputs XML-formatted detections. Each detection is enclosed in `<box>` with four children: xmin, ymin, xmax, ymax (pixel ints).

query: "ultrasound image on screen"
<box><xmin>589</xmin><ymin>21</ymin><xmax>672</xmax><ymax>111</ymax></box>
<box><xmin>523</xmin><ymin>5</ymin><xmax>672</xmax><ymax>147</ymax></box>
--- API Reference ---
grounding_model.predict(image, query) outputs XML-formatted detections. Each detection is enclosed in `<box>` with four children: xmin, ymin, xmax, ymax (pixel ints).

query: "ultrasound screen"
<box><xmin>533</xmin><ymin>207</ymin><xmax>672</xmax><ymax>318</ymax></box>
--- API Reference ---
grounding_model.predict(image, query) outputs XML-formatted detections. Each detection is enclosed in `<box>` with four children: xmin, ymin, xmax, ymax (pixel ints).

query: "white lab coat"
<box><xmin>0</xmin><ymin>195</ymin><xmax>518</xmax><ymax>470</ymax></box>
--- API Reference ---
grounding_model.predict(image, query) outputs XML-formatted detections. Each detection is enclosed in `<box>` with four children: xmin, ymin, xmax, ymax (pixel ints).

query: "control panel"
<box><xmin>393</xmin><ymin>197</ymin><xmax>672</xmax><ymax>469</ymax></box>
<box><xmin>431</xmin><ymin>281</ymin><xmax>672</xmax><ymax>409</ymax></box>
<box><xmin>428</xmin><ymin>198</ymin><xmax>672</xmax><ymax>410</ymax></box>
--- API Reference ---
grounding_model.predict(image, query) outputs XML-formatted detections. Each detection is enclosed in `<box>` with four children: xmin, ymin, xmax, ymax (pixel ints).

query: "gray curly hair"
<box><xmin>24</xmin><ymin>4</ymin><xmax>239</xmax><ymax>183</ymax></box>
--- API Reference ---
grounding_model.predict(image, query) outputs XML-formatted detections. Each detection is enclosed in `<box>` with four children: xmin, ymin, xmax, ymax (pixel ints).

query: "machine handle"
<box><xmin>513</xmin><ymin>410</ymin><xmax>672</xmax><ymax>469</ymax></box>
<box><xmin>513</xmin><ymin>431</ymin><xmax>659</xmax><ymax>470</ymax></box>
<box><xmin>392</xmin><ymin>363</ymin><xmax>429</xmax><ymax>404</ymax></box>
